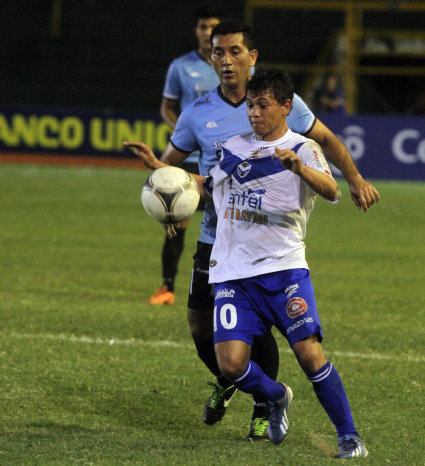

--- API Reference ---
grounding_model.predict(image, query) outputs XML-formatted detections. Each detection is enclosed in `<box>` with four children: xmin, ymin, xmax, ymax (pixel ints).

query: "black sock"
<box><xmin>252</xmin><ymin>401</ymin><xmax>268</xmax><ymax>419</ymax></box>
<box><xmin>162</xmin><ymin>228</ymin><xmax>185</xmax><ymax>292</ymax></box>
<box><xmin>250</xmin><ymin>330</ymin><xmax>280</xmax><ymax>405</ymax></box>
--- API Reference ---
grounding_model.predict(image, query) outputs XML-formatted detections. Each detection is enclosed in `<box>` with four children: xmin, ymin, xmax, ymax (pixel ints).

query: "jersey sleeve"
<box><xmin>162</xmin><ymin>60</ymin><xmax>181</xmax><ymax>100</ymax></box>
<box><xmin>170</xmin><ymin>107</ymin><xmax>199</xmax><ymax>153</ymax></box>
<box><xmin>287</xmin><ymin>93</ymin><xmax>316</xmax><ymax>135</ymax></box>
<box><xmin>299</xmin><ymin>141</ymin><xmax>333</xmax><ymax>177</ymax></box>
<box><xmin>299</xmin><ymin>141</ymin><xmax>340</xmax><ymax>203</ymax></box>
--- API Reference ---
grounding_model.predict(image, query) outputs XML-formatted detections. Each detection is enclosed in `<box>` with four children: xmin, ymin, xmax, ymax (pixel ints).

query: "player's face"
<box><xmin>195</xmin><ymin>18</ymin><xmax>221</xmax><ymax>52</ymax></box>
<box><xmin>247</xmin><ymin>90</ymin><xmax>291</xmax><ymax>141</ymax></box>
<box><xmin>210</xmin><ymin>33</ymin><xmax>258</xmax><ymax>89</ymax></box>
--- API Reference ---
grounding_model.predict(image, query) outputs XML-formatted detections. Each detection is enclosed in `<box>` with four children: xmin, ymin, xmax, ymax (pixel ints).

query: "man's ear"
<box><xmin>249</xmin><ymin>49</ymin><xmax>259</xmax><ymax>66</ymax></box>
<box><xmin>282</xmin><ymin>99</ymin><xmax>293</xmax><ymax>116</ymax></box>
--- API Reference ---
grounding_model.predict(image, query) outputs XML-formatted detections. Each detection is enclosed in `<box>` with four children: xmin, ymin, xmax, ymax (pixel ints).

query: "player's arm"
<box><xmin>160</xmin><ymin>97</ymin><xmax>179</xmax><ymax>130</ymax></box>
<box><xmin>191</xmin><ymin>174</ymin><xmax>207</xmax><ymax>198</ymax></box>
<box><xmin>123</xmin><ymin>140</ymin><xmax>206</xmax><ymax>195</ymax></box>
<box><xmin>273</xmin><ymin>148</ymin><xmax>340</xmax><ymax>202</ymax></box>
<box><xmin>307</xmin><ymin>119</ymin><xmax>380</xmax><ymax>211</ymax></box>
<box><xmin>123</xmin><ymin>140</ymin><xmax>189</xmax><ymax>170</ymax></box>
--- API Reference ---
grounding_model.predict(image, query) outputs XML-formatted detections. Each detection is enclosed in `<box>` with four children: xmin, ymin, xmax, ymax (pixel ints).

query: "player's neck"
<box><xmin>219</xmin><ymin>83</ymin><xmax>246</xmax><ymax>104</ymax></box>
<box><xmin>255</xmin><ymin>123</ymin><xmax>288</xmax><ymax>142</ymax></box>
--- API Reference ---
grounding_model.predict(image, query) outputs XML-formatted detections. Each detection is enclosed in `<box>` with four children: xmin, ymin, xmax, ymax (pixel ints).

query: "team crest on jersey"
<box><xmin>286</xmin><ymin>297</ymin><xmax>308</xmax><ymax>319</ymax></box>
<box><xmin>237</xmin><ymin>161</ymin><xmax>252</xmax><ymax>178</ymax></box>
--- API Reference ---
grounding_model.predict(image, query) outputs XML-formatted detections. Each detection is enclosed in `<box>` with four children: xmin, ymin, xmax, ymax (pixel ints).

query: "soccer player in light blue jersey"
<box><xmin>125</xmin><ymin>19</ymin><xmax>380</xmax><ymax>442</ymax></box>
<box><xmin>160</xmin><ymin>6</ymin><xmax>222</xmax><ymax>130</ymax></box>
<box><xmin>150</xmin><ymin>6</ymin><xmax>222</xmax><ymax>306</ymax></box>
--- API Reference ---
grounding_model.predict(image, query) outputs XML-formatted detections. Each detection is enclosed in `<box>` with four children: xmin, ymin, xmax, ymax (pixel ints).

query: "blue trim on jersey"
<box><xmin>291</xmin><ymin>142</ymin><xmax>305</xmax><ymax>154</ymax></box>
<box><xmin>219</xmin><ymin>147</ymin><xmax>242</xmax><ymax>175</ymax></box>
<box><xmin>220</xmin><ymin>147</ymin><xmax>287</xmax><ymax>185</ymax></box>
<box><xmin>233</xmin><ymin>156</ymin><xmax>286</xmax><ymax>184</ymax></box>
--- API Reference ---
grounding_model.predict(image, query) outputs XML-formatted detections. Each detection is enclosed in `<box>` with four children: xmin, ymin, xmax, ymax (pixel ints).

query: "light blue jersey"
<box><xmin>163</xmin><ymin>50</ymin><xmax>219</xmax><ymax>164</ymax></box>
<box><xmin>163</xmin><ymin>50</ymin><xmax>220</xmax><ymax>112</ymax></box>
<box><xmin>171</xmin><ymin>87</ymin><xmax>316</xmax><ymax>244</ymax></box>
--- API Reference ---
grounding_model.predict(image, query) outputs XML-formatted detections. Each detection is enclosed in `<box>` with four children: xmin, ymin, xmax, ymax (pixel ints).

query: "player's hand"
<box><xmin>123</xmin><ymin>141</ymin><xmax>164</xmax><ymax>170</ymax></box>
<box><xmin>348</xmin><ymin>175</ymin><xmax>381</xmax><ymax>212</ymax></box>
<box><xmin>273</xmin><ymin>148</ymin><xmax>302</xmax><ymax>175</ymax></box>
<box><xmin>163</xmin><ymin>223</ymin><xmax>181</xmax><ymax>239</ymax></box>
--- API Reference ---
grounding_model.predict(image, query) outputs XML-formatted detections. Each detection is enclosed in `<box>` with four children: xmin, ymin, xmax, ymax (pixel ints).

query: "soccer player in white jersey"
<box><xmin>203</xmin><ymin>67</ymin><xmax>368</xmax><ymax>457</ymax></box>
<box><xmin>124</xmin><ymin>19</ymin><xmax>379</xmax><ymax>442</ymax></box>
<box><xmin>150</xmin><ymin>6</ymin><xmax>222</xmax><ymax>306</ymax></box>
<box><xmin>206</xmin><ymin>68</ymin><xmax>367</xmax><ymax>457</ymax></box>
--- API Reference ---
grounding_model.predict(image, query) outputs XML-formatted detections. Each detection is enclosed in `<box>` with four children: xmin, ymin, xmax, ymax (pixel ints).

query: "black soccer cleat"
<box><xmin>203</xmin><ymin>382</ymin><xmax>238</xmax><ymax>425</ymax></box>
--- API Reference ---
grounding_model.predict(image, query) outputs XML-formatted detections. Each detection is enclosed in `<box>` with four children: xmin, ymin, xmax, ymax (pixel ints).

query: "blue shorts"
<box><xmin>213</xmin><ymin>269</ymin><xmax>323</xmax><ymax>347</ymax></box>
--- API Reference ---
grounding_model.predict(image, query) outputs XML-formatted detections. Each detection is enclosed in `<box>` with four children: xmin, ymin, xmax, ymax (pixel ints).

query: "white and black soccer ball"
<box><xmin>141</xmin><ymin>166</ymin><xmax>200</xmax><ymax>224</ymax></box>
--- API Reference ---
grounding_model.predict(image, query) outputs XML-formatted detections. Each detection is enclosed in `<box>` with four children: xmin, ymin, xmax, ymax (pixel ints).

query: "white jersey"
<box><xmin>207</xmin><ymin>129</ymin><xmax>337</xmax><ymax>283</ymax></box>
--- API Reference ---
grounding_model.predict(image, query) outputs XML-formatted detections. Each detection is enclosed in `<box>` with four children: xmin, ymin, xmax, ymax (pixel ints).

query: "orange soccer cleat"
<box><xmin>148</xmin><ymin>285</ymin><xmax>175</xmax><ymax>305</ymax></box>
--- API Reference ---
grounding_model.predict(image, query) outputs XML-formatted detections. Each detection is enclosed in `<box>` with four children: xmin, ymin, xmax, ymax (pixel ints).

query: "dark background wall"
<box><xmin>1</xmin><ymin>1</ymin><xmax>424</xmax><ymax>115</ymax></box>
<box><xmin>0</xmin><ymin>1</ymin><xmax>244</xmax><ymax>113</ymax></box>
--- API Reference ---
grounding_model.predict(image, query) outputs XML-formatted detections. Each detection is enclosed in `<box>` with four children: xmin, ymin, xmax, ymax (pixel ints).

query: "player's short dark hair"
<box><xmin>210</xmin><ymin>19</ymin><xmax>254</xmax><ymax>50</ymax></box>
<box><xmin>246</xmin><ymin>68</ymin><xmax>294</xmax><ymax>104</ymax></box>
<box><xmin>194</xmin><ymin>5</ymin><xmax>224</xmax><ymax>22</ymax></box>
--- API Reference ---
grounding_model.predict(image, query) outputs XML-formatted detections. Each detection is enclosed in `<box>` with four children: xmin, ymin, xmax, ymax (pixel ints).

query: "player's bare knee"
<box><xmin>216</xmin><ymin>356</ymin><xmax>246</xmax><ymax>381</ymax></box>
<box><xmin>292</xmin><ymin>334</ymin><xmax>327</xmax><ymax>374</ymax></box>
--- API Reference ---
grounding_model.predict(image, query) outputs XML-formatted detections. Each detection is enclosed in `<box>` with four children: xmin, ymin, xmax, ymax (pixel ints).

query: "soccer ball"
<box><xmin>141</xmin><ymin>166</ymin><xmax>200</xmax><ymax>224</ymax></box>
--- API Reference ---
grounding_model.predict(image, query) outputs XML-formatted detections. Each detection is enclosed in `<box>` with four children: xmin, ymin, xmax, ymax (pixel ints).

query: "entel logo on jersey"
<box><xmin>286</xmin><ymin>297</ymin><xmax>308</xmax><ymax>319</ymax></box>
<box><xmin>228</xmin><ymin>188</ymin><xmax>264</xmax><ymax>209</ymax></box>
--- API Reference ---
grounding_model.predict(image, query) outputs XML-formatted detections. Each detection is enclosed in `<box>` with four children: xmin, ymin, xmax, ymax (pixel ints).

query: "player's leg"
<box><xmin>248</xmin><ymin>330</ymin><xmax>280</xmax><ymax>440</ymax></box>
<box><xmin>218</xmin><ymin>353</ymin><xmax>292</xmax><ymax>446</ymax></box>
<box><xmin>292</xmin><ymin>336</ymin><xmax>368</xmax><ymax>458</ymax></box>
<box><xmin>190</xmin><ymin>243</ymin><xmax>281</xmax><ymax>429</ymax></box>
<box><xmin>215</xmin><ymin>340</ymin><xmax>285</xmax><ymax>401</ymax></box>
<box><xmin>188</xmin><ymin>242</ymin><xmax>237</xmax><ymax>424</ymax></box>
<box><xmin>213</xmin><ymin>285</ymin><xmax>292</xmax><ymax>446</ymax></box>
<box><xmin>149</xmin><ymin>218</ymin><xmax>190</xmax><ymax>305</ymax></box>
<box><xmin>276</xmin><ymin>268</ymin><xmax>368</xmax><ymax>458</ymax></box>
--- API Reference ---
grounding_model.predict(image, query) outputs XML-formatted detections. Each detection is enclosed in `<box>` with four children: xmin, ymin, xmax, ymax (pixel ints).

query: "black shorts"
<box><xmin>187</xmin><ymin>241</ymin><xmax>214</xmax><ymax>311</ymax></box>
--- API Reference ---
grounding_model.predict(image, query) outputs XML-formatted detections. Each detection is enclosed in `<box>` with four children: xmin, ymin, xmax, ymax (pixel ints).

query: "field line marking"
<box><xmin>3</xmin><ymin>331</ymin><xmax>425</xmax><ymax>363</ymax></box>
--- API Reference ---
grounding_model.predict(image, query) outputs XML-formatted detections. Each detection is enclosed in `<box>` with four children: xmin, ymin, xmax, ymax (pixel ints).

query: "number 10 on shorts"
<box><xmin>214</xmin><ymin>304</ymin><xmax>237</xmax><ymax>331</ymax></box>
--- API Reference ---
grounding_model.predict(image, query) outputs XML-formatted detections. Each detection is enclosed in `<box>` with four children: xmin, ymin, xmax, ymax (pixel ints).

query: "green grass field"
<box><xmin>0</xmin><ymin>163</ymin><xmax>424</xmax><ymax>465</ymax></box>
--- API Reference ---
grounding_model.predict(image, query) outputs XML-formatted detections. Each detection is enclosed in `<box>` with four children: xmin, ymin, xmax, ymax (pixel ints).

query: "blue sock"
<box><xmin>233</xmin><ymin>360</ymin><xmax>285</xmax><ymax>402</ymax></box>
<box><xmin>308</xmin><ymin>361</ymin><xmax>358</xmax><ymax>438</ymax></box>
